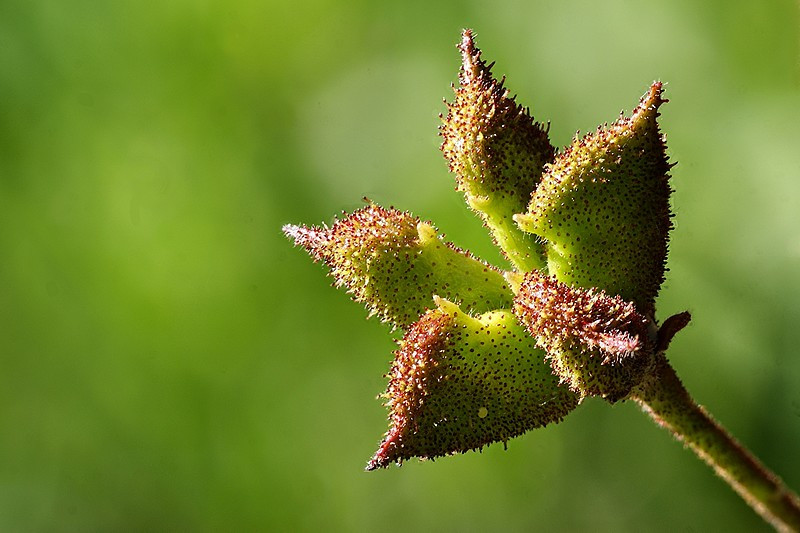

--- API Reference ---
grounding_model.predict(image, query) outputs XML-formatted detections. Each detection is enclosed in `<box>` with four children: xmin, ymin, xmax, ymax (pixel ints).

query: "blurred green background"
<box><xmin>1</xmin><ymin>0</ymin><xmax>799</xmax><ymax>530</ymax></box>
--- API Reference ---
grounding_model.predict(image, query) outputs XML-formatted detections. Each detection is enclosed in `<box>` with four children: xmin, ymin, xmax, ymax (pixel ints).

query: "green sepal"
<box><xmin>440</xmin><ymin>29</ymin><xmax>554</xmax><ymax>272</ymax></box>
<box><xmin>515</xmin><ymin>82</ymin><xmax>672</xmax><ymax>316</ymax></box>
<box><xmin>368</xmin><ymin>297</ymin><xmax>579</xmax><ymax>469</ymax></box>
<box><xmin>284</xmin><ymin>203</ymin><xmax>513</xmax><ymax>329</ymax></box>
<box><xmin>514</xmin><ymin>271</ymin><xmax>655</xmax><ymax>402</ymax></box>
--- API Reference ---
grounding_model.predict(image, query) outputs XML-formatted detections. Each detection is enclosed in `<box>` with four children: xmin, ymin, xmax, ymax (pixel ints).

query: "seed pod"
<box><xmin>514</xmin><ymin>271</ymin><xmax>655</xmax><ymax>402</ymax></box>
<box><xmin>368</xmin><ymin>297</ymin><xmax>578</xmax><ymax>469</ymax></box>
<box><xmin>440</xmin><ymin>29</ymin><xmax>555</xmax><ymax>272</ymax></box>
<box><xmin>515</xmin><ymin>82</ymin><xmax>672</xmax><ymax>316</ymax></box>
<box><xmin>284</xmin><ymin>203</ymin><xmax>512</xmax><ymax>329</ymax></box>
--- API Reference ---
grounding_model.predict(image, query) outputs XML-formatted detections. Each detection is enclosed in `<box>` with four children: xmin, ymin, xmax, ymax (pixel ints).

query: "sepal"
<box><xmin>284</xmin><ymin>203</ymin><xmax>513</xmax><ymax>328</ymax></box>
<box><xmin>515</xmin><ymin>82</ymin><xmax>672</xmax><ymax>315</ymax></box>
<box><xmin>514</xmin><ymin>271</ymin><xmax>655</xmax><ymax>402</ymax></box>
<box><xmin>368</xmin><ymin>297</ymin><xmax>578</xmax><ymax>469</ymax></box>
<box><xmin>440</xmin><ymin>29</ymin><xmax>554</xmax><ymax>271</ymax></box>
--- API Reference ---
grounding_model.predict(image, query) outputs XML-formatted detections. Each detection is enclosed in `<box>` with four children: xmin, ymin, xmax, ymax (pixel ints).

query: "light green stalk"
<box><xmin>633</xmin><ymin>356</ymin><xmax>800</xmax><ymax>532</ymax></box>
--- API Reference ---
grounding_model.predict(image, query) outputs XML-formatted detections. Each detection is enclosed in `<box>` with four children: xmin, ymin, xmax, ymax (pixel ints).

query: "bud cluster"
<box><xmin>285</xmin><ymin>30</ymin><xmax>681</xmax><ymax>468</ymax></box>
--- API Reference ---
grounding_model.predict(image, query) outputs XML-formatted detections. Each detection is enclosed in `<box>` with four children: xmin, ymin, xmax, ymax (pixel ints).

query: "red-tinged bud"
<box><xmin>515</xmin><ymin>82</ymin><xmax>672</xmax><ymax>317</ymax></box>
<box><xmin>440</xmin><ymin>29</ymin><xmax>554</xmax><ymax>272</ymax></box>
<box><xmin>514</xmin><ymin>271</ymin><xmax>655</xmax><ymax>402</ymax></box>
<box><xmin>368</xmin><ymin>297</ymin><xmax>578</xmax><ymax>469</ymax></box>
<box><xmin>284</xmin><ymin>203</ymin><xmax>513</xmax><ymax>329</ymax></box>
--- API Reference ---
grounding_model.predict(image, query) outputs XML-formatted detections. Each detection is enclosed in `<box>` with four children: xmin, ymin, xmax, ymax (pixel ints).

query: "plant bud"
<box><xmin>284</xmin><ymin>203</ymin><xmax>513</xmax><ymax>329</ymax></box>
<box><xmin>515</xmin><ymin>82</ymin><xmax>672</xmax><ymax>316</ymax></box>
<box><xmin>440</xmin><ymin>29</ymin><xmax>555</xmax><ymax>272</ymax></box>
<box><xmin>514</xmin><ymin>271</ymin><xmax>655</xmax><ymax>402</ymax></box>
<box><xmin>368</xmin><ymin>297</ymin><xmax>578</xmax><ymax>469</ymax></box>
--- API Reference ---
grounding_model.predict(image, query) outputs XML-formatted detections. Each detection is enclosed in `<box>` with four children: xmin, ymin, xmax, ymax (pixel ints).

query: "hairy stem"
<box><xmin>632</xmin><ymin>357</ymin><xmax>800</xmax><ymax>532</ymax></box>
<box><xmin>484</xmin><ymin>214</ymin><xmax>546</xmax><ymax>272</ymax></box>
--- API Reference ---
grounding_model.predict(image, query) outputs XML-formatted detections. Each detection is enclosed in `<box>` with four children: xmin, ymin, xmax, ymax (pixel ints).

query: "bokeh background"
<box><xmin>2</xmin><ymin>0</ymin><xmax>799</xmax><ymax>530</ymax></box>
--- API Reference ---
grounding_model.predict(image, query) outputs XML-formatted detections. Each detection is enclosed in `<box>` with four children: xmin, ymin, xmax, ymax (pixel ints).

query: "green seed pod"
<box><xmin>514</xmin><ymin>271</ymin><xmax>655</xmax><ymax>402</ymax></box>
<box><xmin>368</xmin><ymin>297</ymin><xmax>578</xmax><ymax>469</ymax></box>
<box><xmin>283</xmin><ymin>203</ymin><xmax>513</xmax><ymax>329</ymax></box>
<box><xmin>515</xmin><ymin>82</ymin><xmax>672</xmax><ymax>316</ymax></box>
<box><xmin>440</xmin><ymin>29</ymin><xmax>555</xmax><ymax>272</ymax></box>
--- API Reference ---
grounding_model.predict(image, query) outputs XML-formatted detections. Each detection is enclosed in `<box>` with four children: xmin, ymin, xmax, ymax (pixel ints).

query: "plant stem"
<box><xmin>472</xmin><ymin>204</ymin><xmax>546</xmax><ymax>273</ymax></box>
<box><xmin>632</xmin><ymin>356</ymin><xmax>800</xmax><ymax>532</ymax></box>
